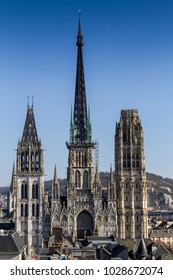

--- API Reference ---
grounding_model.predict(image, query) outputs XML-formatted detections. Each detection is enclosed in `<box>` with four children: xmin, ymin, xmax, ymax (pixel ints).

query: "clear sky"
<box><xmin>0</xmin><ymin>0</ymin><xmax>173</xmax><ymax>186</ymax></box>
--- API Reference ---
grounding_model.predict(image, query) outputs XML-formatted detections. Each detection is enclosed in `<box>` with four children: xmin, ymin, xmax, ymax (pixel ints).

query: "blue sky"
<box><xmin>0</xmin><ymin>0</ymin><xmax>173</xmax><ymax>186</ymax></box>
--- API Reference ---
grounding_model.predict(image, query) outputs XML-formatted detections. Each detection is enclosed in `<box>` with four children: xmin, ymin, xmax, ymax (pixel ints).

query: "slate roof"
<box><xmin>0</xmin><ymin>232</ymin><xmax>25</xmax><ymax>254</ymax></box>
<box><xmin>21</xmin><ymin>106</ymin><xmax>39</xmax><ymax>144</ymax></box>
<box><xmin>88</xmin><ymin>236</ymin><xmax>116</xmax><ymax>242</ymax></box>
<box><xmin>117</xmin><ymin>238</ymin><xmax>153</xmax><ymax>252</ymax></box>
<box><xmin>117</xmin><ymin>238</ymin><xmax>154</xmax><ymax>259</ymax></box>
<box><xmin>153</xmin><ymin>243</ymin><xmax>171</xmax><ymax>260</ymax></box>
<box><xmin>149</xmin><ymin>229</ymin><xmax>173</xmax><ymax>237</ymax></box>
<box><xmin>104</xmin><ymin>244</ymin><xmax>128</xmax><ymax>260</ymax></box>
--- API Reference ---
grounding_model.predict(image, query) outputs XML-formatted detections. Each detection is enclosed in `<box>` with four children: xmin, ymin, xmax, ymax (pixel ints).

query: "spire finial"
<box><xmin>110</xmin><ymin>164</ymin><xmax>112</xmax><ymax>172</ymax></box>
<box><xmin>32</xmin><ymin>96</ymin><xmax>34</xmax><ymax>108</ymax></box>
<box><xmin>70</xmin><ymin>104</ymin><xmax>73</xmax><ymax>127</ymax></box>
<box><xmin>54</xmin><ymin>164</ymin><xmax>57</xmax><ymax>181</ymax></box>
<box><xmin>12</xmin><ymin>160</ymin><xmax>16</xmax><ymax>175</ymax></box>
<box><xmin>77</xmin><ymin>12</ymin><xmax>83</xmax><ymax>46</ymax></box>
<box><xmin>78</xmin><ymin>9</ymin><xmax>81</xmax><ymax>16</ymax></box>
<box><xmin>27</xmin><ymin>96</ymin><xmax>30</xmax><ymax>108</ymax></box>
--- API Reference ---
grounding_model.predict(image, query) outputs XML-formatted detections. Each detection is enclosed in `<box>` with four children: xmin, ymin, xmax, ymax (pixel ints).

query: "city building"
<box><xmin>0</xmin><ymin>231</ymin><xmax>26</xmax><ymax>260</ymax></box>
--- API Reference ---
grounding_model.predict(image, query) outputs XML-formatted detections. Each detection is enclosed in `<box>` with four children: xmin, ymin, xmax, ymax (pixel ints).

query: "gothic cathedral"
<box><xmin>10</xmin><ymin>17</ymin><xmax>148</xmax><ymax>257</ymax></box>
<box><xmin>51</xmin><ymin>18</ymin><xmax>117</xmax><ymax>239</ymax></box>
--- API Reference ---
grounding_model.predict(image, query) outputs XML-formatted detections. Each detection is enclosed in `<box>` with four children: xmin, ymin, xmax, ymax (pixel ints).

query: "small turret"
<box><xmin>70</xmin><ymin>106</ymin><xmax>74</xmax><ymax>143</ymax></box>
<box><xmin>109</xmin><ymin>164</ymin><xmax>115</xmax><ymax>199</ymax></box>
<box><xmin>137</xmin><ymin>237</ymin><xmax>148</xmax><ymax>260</ymax></box>
<box><xmin>10</xmin><ymin>161</ymin><xmax>16</xmax><ymax>193</ymax></box>
<box><xmin>52</xmin><ymin>165</ymin><xmax>60</xmax><ymax>199</ymax></box>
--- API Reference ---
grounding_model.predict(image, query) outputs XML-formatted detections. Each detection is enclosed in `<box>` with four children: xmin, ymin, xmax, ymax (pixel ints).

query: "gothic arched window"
<box><xmin>32</xmin><ymin>204</ymin><xmax>35</xmax><ymax>216</ymax></box>
<box><xmin>32</xmin><ymin>182</ymin><xmax>39</xmax><ymax>199</ymax></box>
<box><xmin>136</xmin><ymin>212</ymin><xmax>140</xmax><ymax>223</ymax></box>
<box><xmin>83</xmin><ymin>170</ymin><xmax>88</xmax><ymax>188</ymax></box>
<box><xmin>31</xmin><ymin>152</ymin><xmax>35</xmax><ymax>170</ymax></box>
<box><xmin>21</xmin><ymin>153</ymin><xmax>25</xmax><ymax>170</ymax></box>
<box><xmin>21</xmin><ymin>184</ymin><xmax>24</xmax><ymax>198</ymax></box>
<box><xmin>36</xmin><ymin>204</ymin><xmax>39</xmax><ymax>217</ymax></box>
<box><xmin>35</xmin><ymin>153</ymin><xmax>39</xmax><ymax>169</ymax></box>
<box><xmin>76</xmin><ymin>170</ymin><xmax>81</xmax><ymax>188</ymax></box>
<box><xmin>25</xmin><ymin>204</ymin><xmax>28</xmax><ymax>217</ymax></box>
<box><xmin>21</xmin><ymin>204</ymin><xmax>24</xmax><ymax>216</ymax></box>
<box><xmin>21</xmin><ymin>182</ymin><xmax>27</xmax><ymax>199</ymax></box>
<box><xmin>26</xmin><ymin>153</ymin><xmax>29</xmax><ymax>170</ymax></box>
<box><xmin>61</xmin><ymin>215</ymin><xmax>68</xmax><ymax>229</ymax></box>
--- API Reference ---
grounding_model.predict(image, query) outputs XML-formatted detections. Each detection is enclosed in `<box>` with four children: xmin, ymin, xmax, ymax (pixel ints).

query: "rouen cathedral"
<box><xmin>9</xmin><ymin>18</ymin><xmax>148</xmax><ymax>258</ymax></box>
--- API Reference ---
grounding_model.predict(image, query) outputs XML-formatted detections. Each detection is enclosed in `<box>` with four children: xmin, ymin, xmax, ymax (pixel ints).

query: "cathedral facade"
<box><xmin>51</xmin><ymin>18</ymin><xmax>117</xmax><ymax>239</ymax></box>
<box><xmin>9</xmin><ymin>18</ymin><xmax>148</xmax><ymax>257</ymax></box>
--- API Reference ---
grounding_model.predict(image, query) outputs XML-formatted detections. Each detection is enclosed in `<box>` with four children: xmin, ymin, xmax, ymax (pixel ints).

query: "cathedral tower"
<box><xmin>66</xmin><ymin>17</ymin><xmax>97</xmax><ymax>239</ymax></box>
<box><xmin>15</xmin><ymin>103</ymin><xmax>44</xmax><ymax>257</ymax></box>
<box><xmin>51</xmin><ymin>17</ymin><xmax>117</xmax><ymax>238</ymax></box>
<box><xmin>115</xmin><ymin>110</ymin><xmax>148</xmax><ymax>239</ymax></box>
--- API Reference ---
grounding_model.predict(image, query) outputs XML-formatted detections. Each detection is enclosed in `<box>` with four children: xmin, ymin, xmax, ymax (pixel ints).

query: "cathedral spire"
<box><xmin>10</xmin><ymin>161</ymin><xmax>16</xmax><ymax>192</ymax></box>
<box><xmin>21</xmin><ymin>104</ymin><xmax>38</xmax><ymax>145</ymax></box>
<box><xmin>53</xmin><ymin>164</ymin><xmax>58</xmax><ymax>183</ymax></box>
<box><xmin>52</xmin><ymin>164</ymin><xmax>60</xmax><ymax>199</ymax></box>
<box><xmin>76</xmin><ymin>16</ymin><xmax>83</xmax><ymax>47</ymax></box>
<box><xmin>73</xmin><ymin>16</ymin><xmax>88</xmax><ymax>143</ymax></box>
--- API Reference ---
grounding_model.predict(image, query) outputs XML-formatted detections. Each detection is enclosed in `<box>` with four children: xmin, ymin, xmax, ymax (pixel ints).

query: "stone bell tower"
<box><xmin>115</xmin><ymin>110</ymin><xmax>148</xmax><ymax>239</ymax></box>
<box><xmin>15</xmin><ymin>101</ymin><xmax>44</xmax><ymax>257</ymax></box>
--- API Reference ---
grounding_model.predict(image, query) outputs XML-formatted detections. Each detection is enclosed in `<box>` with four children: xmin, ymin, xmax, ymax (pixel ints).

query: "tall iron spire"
<box><xmin>73</xmin><ymin>16</ymin><xmax>88</xmax><ymax>143</ymax></box>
